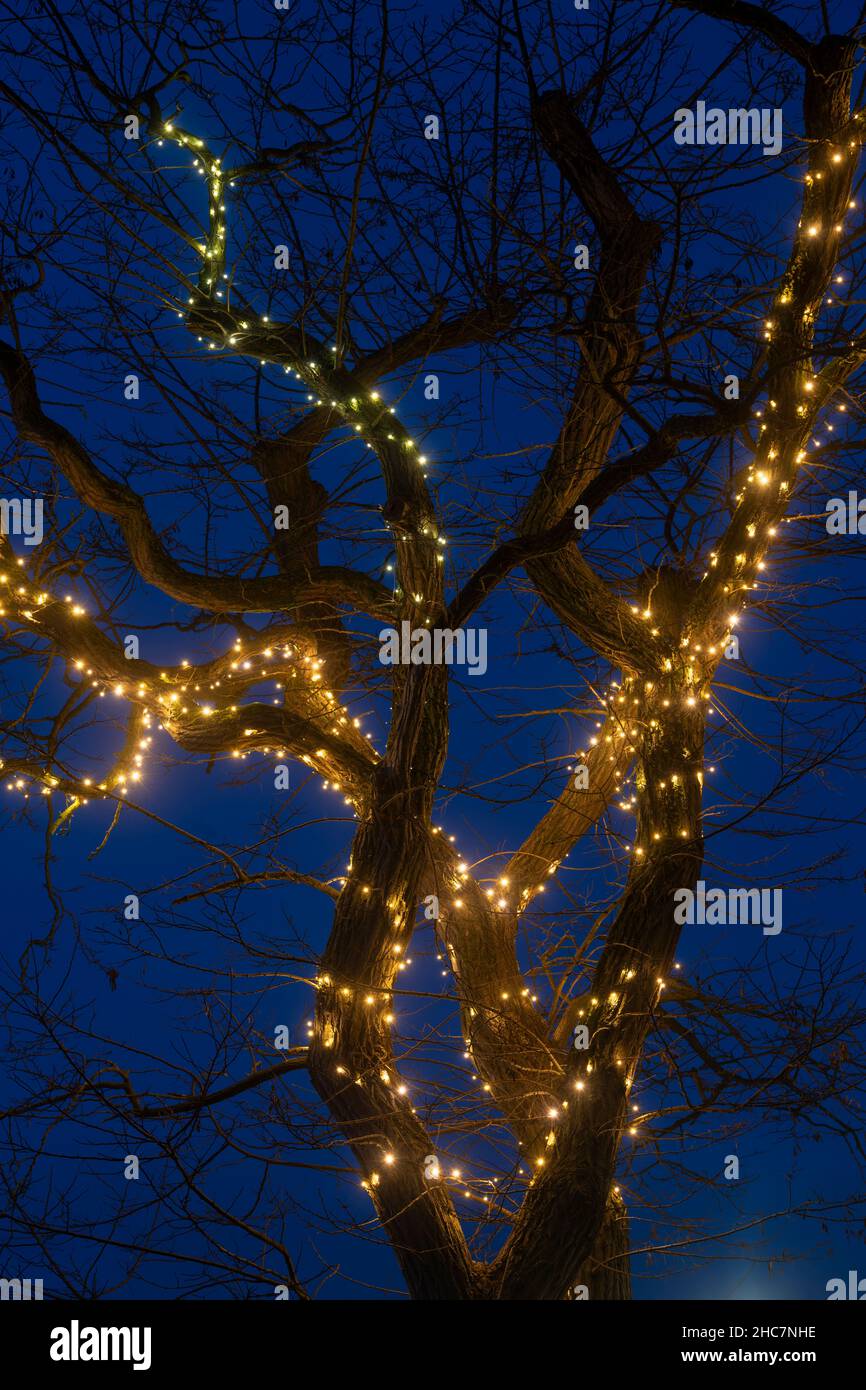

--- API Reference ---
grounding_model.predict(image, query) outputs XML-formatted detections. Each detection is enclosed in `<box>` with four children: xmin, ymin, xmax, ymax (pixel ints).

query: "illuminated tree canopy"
<box><xmin>1</xmin><ymin>0</ymin><xmax>866</xmax><ymax>1301</ymax></box>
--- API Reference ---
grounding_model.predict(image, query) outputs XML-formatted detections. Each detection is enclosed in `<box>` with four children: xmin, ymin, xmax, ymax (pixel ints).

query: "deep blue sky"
<box><xmin>1</xmin><ymin>0</ymin><xmax>866</xmax><ymax>1299</ymax></box>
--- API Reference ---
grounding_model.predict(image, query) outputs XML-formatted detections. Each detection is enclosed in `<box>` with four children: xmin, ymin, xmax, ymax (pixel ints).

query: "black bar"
<box><xmin>4</xmin><ymin>1298</ymin><xmax>862</xmax><ymax>1378</ymax></box>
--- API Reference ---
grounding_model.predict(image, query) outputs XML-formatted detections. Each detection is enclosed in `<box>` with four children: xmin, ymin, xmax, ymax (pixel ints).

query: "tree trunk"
<box><xmin>573</xmin><ymin>1195</ymin><xmax>631</xmax><ymax>1299</ymax></box>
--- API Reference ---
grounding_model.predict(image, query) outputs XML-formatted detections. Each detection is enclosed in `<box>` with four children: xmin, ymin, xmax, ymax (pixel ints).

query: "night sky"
<box><xmin>1</xmin><ymin>0</ymin><xmax>865</xmax><ymax>1300</ymax></box>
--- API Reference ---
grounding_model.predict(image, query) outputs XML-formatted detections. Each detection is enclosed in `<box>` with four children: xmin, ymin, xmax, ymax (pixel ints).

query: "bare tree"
<box><xmin>1</xmin><ymin>0</ymin><xmax>866</xmax><ymax>1301</ymax></box>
